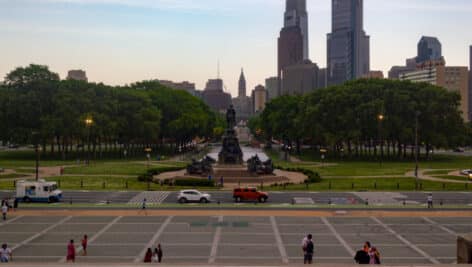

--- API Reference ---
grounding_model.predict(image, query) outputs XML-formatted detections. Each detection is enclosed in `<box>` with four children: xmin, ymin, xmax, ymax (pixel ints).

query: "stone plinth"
<box><xmin>218</xmin><ymin>129</ymin><xmax>243</xmax><ymax>165</ymax></box>
<box><xmin>457</xmin><ymin>234</ymin><xmax>472</xmax><ymax>263</ymax></box>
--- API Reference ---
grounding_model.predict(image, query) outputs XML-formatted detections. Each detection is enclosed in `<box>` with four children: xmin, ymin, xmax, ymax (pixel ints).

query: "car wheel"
<box><xmin>200</xmin><ymin>198</ymin><xmax>208</xmax><ymax>203</ymax></box>
<box><xmin>235</xmin><ymin>197</ymin><xmax>241</xmax><ymax>203</ymax></box>
<box><xmin>259</xmin><ymin>197</ymin><xmax>267</xmax><ymax>203</ymax></box>
<box><xmin>178</xmin><ymin>198</ymin><xmax>187</xmax><ymax>204</ymax></box>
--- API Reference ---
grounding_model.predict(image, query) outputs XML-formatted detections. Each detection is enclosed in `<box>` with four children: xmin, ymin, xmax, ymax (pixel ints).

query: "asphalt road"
<box><xmin>2</xmin><ymin>190</ymin><xmax>472</xmax><ymax>206</ymax></box>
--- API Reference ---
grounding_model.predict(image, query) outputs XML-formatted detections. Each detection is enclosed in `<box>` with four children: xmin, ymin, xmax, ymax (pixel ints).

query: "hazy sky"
<box><xmin>1</xmin><ymin>0</ymin><xmax>471</xmax><ymax>97</ymax></box>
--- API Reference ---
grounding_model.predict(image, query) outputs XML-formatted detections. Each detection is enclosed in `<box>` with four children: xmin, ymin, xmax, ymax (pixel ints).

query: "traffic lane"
<box><xmin>62</xmin><ymin>191</ymin><xmax>138</xmax><ymax>203</ymax></box>
<box><xmin>400</xmin><ymin>192</ymin><xmax>472</xmax><ymax>204</ymax></box>
<box><xmin>162</xmin><ymin>191</ymin><xmax>363</xmax><ymax>204</ymax></box>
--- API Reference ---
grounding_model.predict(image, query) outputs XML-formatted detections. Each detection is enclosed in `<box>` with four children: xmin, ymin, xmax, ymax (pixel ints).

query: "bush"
<box><xmin>174</xmin><ymin>178</ymin><xmax>215</xmax><ymax>187</ymax></box>
<box><xmin>275</xmin><ymin>165</ymin><xmax>322</xmax><ymax>184</ymax></box>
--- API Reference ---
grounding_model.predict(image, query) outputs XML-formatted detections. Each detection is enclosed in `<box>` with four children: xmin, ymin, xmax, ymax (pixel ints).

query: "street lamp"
<box><xmin>32</xmin><ymin>131</ymin><xmax>40</xmax><ymax>181</ymax></box>
<box><xmin>378</xmin><ymin>114</ymin><xmax>384</xmax><ymax>166</ymax></box>
<box><xmin>145</xmin><ymin>147</ymin><xmax>152</xmax><ymax>191</ymax></box>
<box><xmin>85</xmin><ymin>116</ymin><xmax>93</xmax><ymax>166</ymax></box>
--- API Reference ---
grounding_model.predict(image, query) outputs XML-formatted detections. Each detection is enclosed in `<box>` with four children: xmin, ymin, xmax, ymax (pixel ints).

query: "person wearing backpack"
<box><xmin>303</xmin><ymin>234</ymin><xmax>314</xmax><ymax>264</ymax></box>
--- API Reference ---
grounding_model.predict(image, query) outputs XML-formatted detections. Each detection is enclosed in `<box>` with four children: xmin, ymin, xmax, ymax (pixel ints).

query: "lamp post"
<box><xmin>378</xmin><ymin>114</ymin><xmax>384</xmax><ymax>166</ymax></box>
<box><xmin>414</xmin><ymin>111</ymin><xmax>420</xmax><ymax>185</ymax></box>
<box><xmin>145</xmin><ymin>147</ymin><xmax>152</xmax><ymax>191</ymax></box>
<box><xmin>85</xmin><ymin>117</ymin><xmax>93</xmax><ymax>166</ymax></box>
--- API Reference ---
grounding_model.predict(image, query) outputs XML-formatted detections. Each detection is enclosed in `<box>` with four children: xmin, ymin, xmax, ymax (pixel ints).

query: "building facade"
<box><xmin>233</xmin><ymin>69</ymin><xmax>253</xmax><ymax>121</ymax></box>
<box><xmin>158</xmin><ymin>80</ymin><xmax>197</xmax><ymax>96</ymax></box>
<box><xmin>278</xmin><ymin>26</ymin><xmax>304</xmax><ymax>81</ymax></box>
<box><xmin>327</xmin><ymin>0</ymin><xmax>370</xmax><ymax>86</ymax></box>
<box><xmin>469</xmin><ymin>45</ymin><xmax>472</xmax><ymax>121</ymax></box>
<box><xmin>362</xmin><ymin>70</ymin><xmax>384</xmax><ymax>79</ymax></box>
<box><xmin>400</xmin><ymin>66</ymin><xmax>470</xmax><ymax>122</ymax></box>
<box><xmin>238</xmin><ymin>69</ymin><xmax>247</xmax><ymax>98</ymax></box>
<box><xmin>284</xmin><ymin>0</ymin><xmax>309</xmax><ymax>60</ymax></box>
<box><xmin>265</xmin><ymin>77</ymin><xmax>279</xmax><ymax>101</ymax></box>
<box><xmin>417</xmin><ymin>36</ymin><xmax>443</xmax><ymax>64</ymax></box>
<box><xmin>253</xmin><ymin>85</ymin><xmax>267</xmax><ymax>113</ymax></box>
<box><xmin>282</xmin><ymin>60</ymin><xmax>319</xmax><ymax>95</ymax></box>
<box><xmin>67</xmin><ymin>70</ymin><xmax>87</xmax><ymax>82</ymax></box>
<box><xmin>201</xmin><ymin>79</ymin><xmax>232</xmax><ymax>114</ymax></box>
<box><xmin>388</xmin><ymin>58</ymin><xmax>417</xmax><ymax>79</ymax></box>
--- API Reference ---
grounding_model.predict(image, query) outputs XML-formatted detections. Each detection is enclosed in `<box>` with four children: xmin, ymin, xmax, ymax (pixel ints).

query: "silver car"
<box><xmin>177</xmin><ymin>190</ymin><xmax>211</xmax><ymax>204</ymax></box>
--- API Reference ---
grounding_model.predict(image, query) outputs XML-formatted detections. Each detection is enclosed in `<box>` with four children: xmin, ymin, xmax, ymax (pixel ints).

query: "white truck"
<box><xmin>16</xmin><ymin>179</ymin><xmax>63</xmax><ymax>203</ymax></box>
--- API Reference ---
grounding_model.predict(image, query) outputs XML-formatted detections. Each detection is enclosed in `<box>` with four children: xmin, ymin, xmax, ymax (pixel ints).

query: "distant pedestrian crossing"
<box><xmin>127</xmin><ymin>191</ymin><xmax>170</xmax><ymax>205</ymax></box>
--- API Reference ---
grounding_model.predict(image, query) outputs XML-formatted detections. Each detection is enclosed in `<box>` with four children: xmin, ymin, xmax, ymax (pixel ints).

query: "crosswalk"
<box><xmin>127</xmin><ymin>191</ymin><xmax>171</xmax><ymax>205</ymax></box>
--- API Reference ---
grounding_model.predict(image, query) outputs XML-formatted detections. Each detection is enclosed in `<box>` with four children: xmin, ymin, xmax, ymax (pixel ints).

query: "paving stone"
<box><xmin>217</xmin><ymin>245</ymin><xmax>279</xmax><ymax>257</ymax></box>
<box><xmin>285</xmin><ymin>244</ymin><xmax>352</xmax><ymax>258</ymax></box>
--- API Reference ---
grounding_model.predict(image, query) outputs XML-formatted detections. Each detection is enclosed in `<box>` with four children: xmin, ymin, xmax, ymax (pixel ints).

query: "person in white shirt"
<box><xmin>0</xmin><ymin>243</ymin><xmax>12</xmax><ymax>262</ymax></box>
<box><xmin>427</xmin><ymin>193</ymin><xmax>433</xmax><ymax>209</ymax></box>
<box><xmin>1</xmin><ymin>204</ymin><xmax>7</xmax><ymax>221</ymax></box>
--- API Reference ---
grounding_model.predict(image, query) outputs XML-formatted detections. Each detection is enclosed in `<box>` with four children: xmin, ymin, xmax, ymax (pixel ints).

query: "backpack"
<box><xmin>306</xmin><ymin>240</ymin><xmax>314</xmax><ymax>254</ymax></box>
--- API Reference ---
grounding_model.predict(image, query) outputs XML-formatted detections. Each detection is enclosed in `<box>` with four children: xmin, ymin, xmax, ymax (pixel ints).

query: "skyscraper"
<box><xmin>238</xmin><ymin>68</ymin><xmax>246</xmax><ymax>98</ymax></box>
<box><xmin>469</xmin><ymin>45</ymin><xmax>472</xmax><ymax>121</ymax></box>
<box><xmin>327</xmin><ymin>0</ymin><xmax>370</xmax><ymax>86</ymax></box>
<box><xmin>284</xmin><ymin>0</ymin><xmax>309</xmax><ymax>59</ymax></box>
<box><xmin>417</xmin><ymin>36</ymin><xmax>442</xmax><ymax>64</ymax></box>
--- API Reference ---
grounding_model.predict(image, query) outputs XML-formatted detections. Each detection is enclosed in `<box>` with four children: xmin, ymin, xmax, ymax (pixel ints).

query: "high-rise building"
<box><xmin>417</xmin><ymin>36</ymin><xmax>443</xmax><ymax>64</ymax></box>
<box><xmin>238</xmin><ymin>68</ymin><xmax>246</xmax><ymax>98</ymax></box>
<box><xmin>253</xmin><ymin>85</ymin><xmax>267</xmax><ymax>113</ymax></box>
<box><xmin>278</xmin><ymin>26</ymin><xmax>304</xmax><ymax>82</ymax></box>
<box><xmin>265</xmin><ymin>77</ymin><xmax>279</xmax><ymax>101</ymax></box>
<box><xmin>388</xmin><ymin>58</ymin><xmax>417</xmax><ymax>79</ymax></box>
<box><xmin>327</xmin><ymin>0</ymin><xmax>370</xmax><ymax>86</ymax></box>
<box><xmin>201</xmin><ymin>78</ymin><xmax>232</xmax><ymax>113</ymax></box>
<box><xmin>282</xmin><ymin>60</ymin><xmax>319</xmax><ymax>95</ymax></box>
<box><xmin>284</xmin><ymin>0</ymin><xmax>309</xmax><ymax>60</ymax></box>
<box><xmin>317</xmin><ymin>68</ymin><xmax>327</xmax><ymax>89</ymax></box>
<box><xmin>400</xmin><ymin>66</ymin><xmax>469</xmax><ymax>122</ymax></box>
<box><xmin>67</xmin><ymin>70</ymin><xmax>87</xmax><ymax>82</ymax></box>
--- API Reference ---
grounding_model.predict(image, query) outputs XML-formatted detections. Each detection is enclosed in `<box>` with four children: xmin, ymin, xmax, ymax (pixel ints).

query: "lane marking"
<box><xmin>0</xmin><ymin>215</ymin><xmax>24</xmax><ymax>226</ymax></box>
<box><xmin>12</xmin><ymin>216</ymin><xmax>72</xmax><ymax>250</ymax></box>
<box><xmin>270</xmin><ymin>216</ymin><xmax>289</xmax><ymax>264</ymax></box>
<box><xmin>58</xmin><ymin>216</ymin><xmax>123</xmax><ymax>262</ymax></box>
<box><xmin>321</xmin><ymin>217</ymin><xmax>355</xmax><ymax>256</ymax></box>
<box><xmin>208</xmin><ymin>215</ymin><xmax>223</xmax><ymax>263</ymax></box>
<box><xmin>422</xmin><ymin>217</ymin><xmax>457</xmax><ymax>236</ymax></box>
<box><xmin>371</xmin><ymin>217</ymin><xmax>440</xmax><ymax>264</ymax></box>
<box><xmin>133</xmin><ymin>216</ymin><xmax>173</xmax><ymax>263</ymax></box>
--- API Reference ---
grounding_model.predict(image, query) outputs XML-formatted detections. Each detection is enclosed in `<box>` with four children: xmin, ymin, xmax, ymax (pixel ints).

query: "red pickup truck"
<box><xmin>233</xmin><ymin>187</ymin><xmax>268</xmax><ymax>203</ymax></box>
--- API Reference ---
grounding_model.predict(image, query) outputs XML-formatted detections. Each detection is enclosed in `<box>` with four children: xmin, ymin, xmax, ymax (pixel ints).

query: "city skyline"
<box><xmin>1</xmin><ymin>0</ymin><xmax>472</xmax><ymax>97</ymax></box>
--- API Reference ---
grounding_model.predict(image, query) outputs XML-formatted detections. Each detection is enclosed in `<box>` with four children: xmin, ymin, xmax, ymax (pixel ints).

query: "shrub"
<box><xmin>275</xmin><ymin>165</ymin><xmax>322</xmax><ymax>184</ymax></box>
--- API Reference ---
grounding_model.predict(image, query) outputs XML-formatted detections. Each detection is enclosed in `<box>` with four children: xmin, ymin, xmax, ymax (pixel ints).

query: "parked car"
<box><xmin>177</xmin><ymin>190</ymin><xmax>211</xmax><ymax>203</ymax></box>
<box><xmin>233</xmin><ymin>187</ymin><xmax>268</xmax><ymax>203</ymax></box>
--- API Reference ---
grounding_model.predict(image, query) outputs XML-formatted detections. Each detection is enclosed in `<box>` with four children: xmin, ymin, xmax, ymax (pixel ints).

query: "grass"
<box><xmin>434</xmin><ymin>175</ymin><xmax>471</xmax><ymax>182</ymax></box>
<box><xmin>0</xmin><ymin>173</ymin><xmax>29</xmax><ymax>179</ymax></box>
<box><xmin>63</xmin><ymin>162</ymin><xmax>185</xmax><ymax>176</ymax></box>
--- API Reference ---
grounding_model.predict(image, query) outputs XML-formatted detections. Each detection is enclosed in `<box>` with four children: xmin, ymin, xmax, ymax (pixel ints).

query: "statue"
<box><xmin>247</xmin><ymin>155</ymin><xmax>273</xmax><ymax>175</ymax></box>
<box><xmin>226</xmin><ymin>105</ymin><xmax>236</xmax><ymax>129</ymax></box>
<box><xmin>219</xmin><ymin>105</ymin><xmax>243</xmax><ymax>164</ymax></box>
<box><xmin>186</xmin><ymin>156</ymin><xmax>216</xmax><ymax>175</ymax></box>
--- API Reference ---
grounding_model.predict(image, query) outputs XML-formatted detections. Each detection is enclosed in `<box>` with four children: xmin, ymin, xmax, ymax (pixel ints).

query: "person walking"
<box><xmin>303</xmin><ymin>234</ymin><xmax>314</xmax><ymax>264</ymax></box>
<box><xmin>0</xmin><ymin>243</ymin><xmax>12</xmax><ymax>262</ymax></box>
<box><xmin>354</xmin><ymin>242</ymin><xmax>371</xmax><ymax>264</ymax></box>
<box><xmin>81</xmin><ymin>235</ymin><xmax>88</xmax><ymax>256</ymax></box>
<box><xmin>144</xmin><ymin>248</ymin><xmax>152</xmax><ymax>263</ymax></box>
<box><xmin>142</xmin><ymin>198</ymin><xmax>147</xmax><ymax>210</ymax></box>
<box><xmin>370</xmin><ymin>247</ymin><xmax>381</xmax><ymax>264</ymax></box>
<box><xmin>1</xmin><ymin>202</ymin><xmax>8</xmax><ymax>221</ymax></box>
<box><xmin>66</xmin><ymin>240</ymin><xmax>76</xmax><ymax>263</ymax></box>
<box><xmin>427</xmin><ymin>193</ymin><xmax>433</xmax><ymax>208</ymax></box>
<box><xmin>155</xmin><ymin>244</ymin><xmax>163</xmax><ymax>263</ymax></box>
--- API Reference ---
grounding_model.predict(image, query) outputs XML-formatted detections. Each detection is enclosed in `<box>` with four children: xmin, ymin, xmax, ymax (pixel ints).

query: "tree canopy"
<box><xmin>0</xmin><ymin>64</ymin><xmax>220</xmax><ymax>159</ymax></box>
<box><xmin>251</xmin><ymin>79</ymin><xmax>468</xmax><ymax>159</ymax></box>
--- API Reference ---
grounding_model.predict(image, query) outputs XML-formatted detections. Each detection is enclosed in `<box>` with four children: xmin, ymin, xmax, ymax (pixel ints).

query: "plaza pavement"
<box><xmin>1</xmin><ymin>210</ymin><xmax>471</xmax><ymax>265</ymax></box>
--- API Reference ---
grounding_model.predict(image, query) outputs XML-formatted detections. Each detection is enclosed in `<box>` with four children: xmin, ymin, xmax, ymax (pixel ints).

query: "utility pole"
<box><xmin>414</xmin><ymin>111</ymin><xmax>420</xmax><ymax>185</ymax></box>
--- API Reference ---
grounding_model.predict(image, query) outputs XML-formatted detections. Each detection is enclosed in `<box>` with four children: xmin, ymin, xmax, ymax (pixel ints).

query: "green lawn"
<box><xmin>63</xmin><ymin>162</ymin><xmax>185</xmax><ymax>176</ymax></box>
<box><xmin>0</xmin><ymin>173</ymin><xmax>29</xmax><ymax>179</ymax></box>
<box><xmin>433</xmin><ymin>175</ymin><xmax>471</xmax><ymax>182</ymax></box>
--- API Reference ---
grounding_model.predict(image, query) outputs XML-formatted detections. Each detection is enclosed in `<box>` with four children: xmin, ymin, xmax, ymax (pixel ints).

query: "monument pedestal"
<box><xmin>218</xmin><ymin>129</ymin><xmax>243</xmax><ymax>165</ymax></box>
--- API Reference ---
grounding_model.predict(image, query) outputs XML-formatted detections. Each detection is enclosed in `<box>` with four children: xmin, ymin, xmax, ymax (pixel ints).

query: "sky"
<box><xmin>1</xmin><ymin>0</ymin><xmax>472</xmax><ymax>97</ymax></box>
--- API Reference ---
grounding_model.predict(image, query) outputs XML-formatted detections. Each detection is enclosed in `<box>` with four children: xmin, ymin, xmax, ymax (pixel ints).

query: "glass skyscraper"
<box><xmin>327</xmin><ymin>0</ymin><xmax>370</xmax><ymax>86</ymax></box>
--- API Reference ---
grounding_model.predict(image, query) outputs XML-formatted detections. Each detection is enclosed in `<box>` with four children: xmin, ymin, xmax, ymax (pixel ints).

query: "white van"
<box><xmin>16</xmin><ymin>179</ymin><xmax>63</xmax><ymax>203</ymax></box>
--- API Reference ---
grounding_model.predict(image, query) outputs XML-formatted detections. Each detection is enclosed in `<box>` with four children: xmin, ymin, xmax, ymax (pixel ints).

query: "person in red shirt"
<box><xmin>66</xmin><ymin>240</ymin><xmax>75</xmax><ymax>262</ymax></box>
<box><xmin>144</xmin><ymin>248</ymin><xmax>152</xmax><ymax>263</ymax></box>
<box><xmin>81</xmin><ymin>235</ymin><xmax>88</xmax><ymax>256</ymax></box>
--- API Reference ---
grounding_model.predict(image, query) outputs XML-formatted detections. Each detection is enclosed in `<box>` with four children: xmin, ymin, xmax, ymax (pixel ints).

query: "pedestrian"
<box><xmin>66</xmin><ymin>240</ymin><xmax>75</xmax><ymax>263</ymax></box>
<box><xmin>0</xmin><ymin>243</ymin><xmax>12</xmax><ymax>262</ymax></box>
<box><xmin>155</xmin><ymin>243</ymin><xmax>163</xmax><ymax>263</ymax></box>
<box><xmin>220</xmin><ymin>176</ymin><xmax>224</xmax><ymax>187</ymax></box>
<box><xmin>303</xmin><ymin>234</ymin><xmax>314</xmax><ymax>264</ymax></box>
<box><xmin>13</xmin><ymin>198</ymin><xmax>18</xmax><ymax>210</ymax></box>
<box><xmin>370</xmin><ymin>247</ymin><xmax>381</xmax><ymax>264</ymax></box>
<box><xmin>1</xmin><ymin>202</ymin><xmax>8</xmax><ymax>221</ymax></box>
<box><xmin>427</xmin><ymin>193</ymin><xmax>433</xmax><ymax>208</ymax></box>
<box><xmin>144</xmin><ymin>248</ymin><xmax>152</xmax><ymax>263</ymax></box>
<box><xmin>142</xmin><ymin>198</ymin><xmax>147</xmax><ymax>210</ymax></box>
<box><xmin>354</xmin><ymin>242</ymin><xmax>371</xmax><ymax>264</ymax></box>
<box><xmin>81</xmin><ymin>235</ymin><xmax>88</xmax><ymax>256</ymax></box>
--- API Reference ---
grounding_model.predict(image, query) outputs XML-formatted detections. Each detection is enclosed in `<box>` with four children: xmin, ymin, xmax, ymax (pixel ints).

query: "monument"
<box><xmin>218</xmin><ymin>105</ymin><xmax>243</xmax><ymax>164</ymax></box>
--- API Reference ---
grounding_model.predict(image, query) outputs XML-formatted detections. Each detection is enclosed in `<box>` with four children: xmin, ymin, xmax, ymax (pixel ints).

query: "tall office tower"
<box><xmin>284</xmin><ymin>0</ymin><xmax>309</xmax><ymax>59</ymax></box>
<box><xmin>327</xmin><ymin>0</ymin><xmax>370</xmax><ymax>86</ymax></box>
<box><xmin>417</xmin><ymin>36</ymin><xmax>443</xmax><ymax>64</ymax></box>
<box><xmin>238</xmin><ymin>68</ymin><xmax>246</xmax><ymax>98</ymax></box>
<box><xmin>278</xmin><ymin>26</ymin><xmax>304</xmax><ymax>82</ymax></box>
